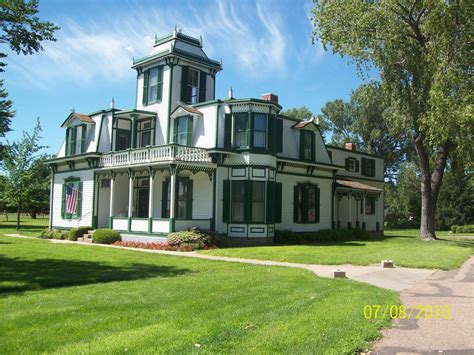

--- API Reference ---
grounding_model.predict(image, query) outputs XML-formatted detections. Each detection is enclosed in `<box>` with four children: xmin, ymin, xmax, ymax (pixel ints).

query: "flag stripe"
<box><xmin>66</xmin><ymin>186</ymin><xmax>79</xmax><ymax>214</ymax></box>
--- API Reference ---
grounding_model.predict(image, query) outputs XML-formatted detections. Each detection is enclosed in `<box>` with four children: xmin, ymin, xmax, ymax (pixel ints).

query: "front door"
<box><xmin>137</xmin><ymin>189</ymin><xmax>149</xmax><ymax>218</ymax></box>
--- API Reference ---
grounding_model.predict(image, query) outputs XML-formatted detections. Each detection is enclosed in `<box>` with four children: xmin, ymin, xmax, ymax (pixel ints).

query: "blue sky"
<box><xmin>2</xmin><ymin>0</ymin><xmax>375</xmax><ymax>155</ymax></box>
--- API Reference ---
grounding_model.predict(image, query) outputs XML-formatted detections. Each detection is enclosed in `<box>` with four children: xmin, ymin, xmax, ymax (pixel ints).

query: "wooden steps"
<box><xmin>77</xmin><ymin>230</ymin><xmax>95</xmax><ymax>243</ymax></box>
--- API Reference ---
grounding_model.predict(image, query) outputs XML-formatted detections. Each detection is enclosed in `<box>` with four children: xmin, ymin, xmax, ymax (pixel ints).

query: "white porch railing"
<box><xmin>99</xmin><ymin>145</ymin><xmax>213</xmax><ymax>168</ymax></box>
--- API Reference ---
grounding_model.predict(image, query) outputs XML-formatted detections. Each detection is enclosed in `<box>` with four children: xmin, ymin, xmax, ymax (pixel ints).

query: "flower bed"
<box><xmin>112</xmin><ymin>240</ymin><xmax>217</xmax><ymax>252</ymax></box>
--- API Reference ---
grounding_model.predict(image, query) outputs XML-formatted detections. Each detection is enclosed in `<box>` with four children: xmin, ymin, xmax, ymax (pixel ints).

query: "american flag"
<box><xmin>65</xmin><ymin>186</ymin><xmax>79</xmax><ymax>214</ymax></box>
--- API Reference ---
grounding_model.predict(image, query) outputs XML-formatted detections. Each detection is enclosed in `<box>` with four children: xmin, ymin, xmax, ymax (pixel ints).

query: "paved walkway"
<box><xmin>374</xmin><ymin>255</ymin><xmax>474</xmax><ymax>354</ymax></box>
<box><xmin>4</xmin><ymin>234</ymin><xmax>434</xmax><ymax>292</ymax></box>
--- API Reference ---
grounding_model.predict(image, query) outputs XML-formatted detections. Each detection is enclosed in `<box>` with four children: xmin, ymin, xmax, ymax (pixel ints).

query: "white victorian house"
<box><xmin>47</xmin><ymin>30</ymin><xmax>385</xmax><ymax>242</ymax></box>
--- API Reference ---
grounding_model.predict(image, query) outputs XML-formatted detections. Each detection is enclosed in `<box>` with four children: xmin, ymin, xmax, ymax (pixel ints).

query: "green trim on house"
<box><xmin>88</xmin><ymin>108</ymin><xmax>122</xmax><ymax>117</ymax></box>
<box><xmin>92</xmin><ymin>173</ymin><xmax>97</xmax><ymax>228</ymax></box>
<box><xmin>277</xmin><ymin>114</ymin><xmax>302</xmax><ymax>122</ymax></box>
<box><xmin>326</xmin><ymin>144</ymin><xmax>384</xmax><ymax>159</ymax></box>
<box><xmin>276</xmin><ymin>156</ymin><xmax>341</xmax><ymax>170</ymax></box>
<box><xmin>132</xmin><ymin>47</ymin><xmax>221</xmax><ymax>70</ymax></box>
<box><xmin>224</xmin><ymin>98</ymin><xmax>282</xmax><ymax>110</ymax></box>
<box><xmin>191</xmin><ymin>99</ymin><xmax>222</xmax><ymax>108</ymax></box>
<box><xmin>166</xmin><ymin>64</ymin><xmax>175</xmax><ymax>144</ymax></box>
<box><xmin>95</xmin><ymin>115</ymin><xmax>105</xmax><ymax>152</ymax></box>
<box><xmin>214</xmin><ymin>104</ymin><xmax>220</xmax><ymax>147</ymax></box>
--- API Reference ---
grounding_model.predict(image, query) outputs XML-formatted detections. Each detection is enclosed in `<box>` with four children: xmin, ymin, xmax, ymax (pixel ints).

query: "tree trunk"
<box><xmin>16</xmin><ymin>205</ymin><xmax>20</xmax><ymax>231</ymax></box>
<box><xmin>413</xmin><ymin>134</ymin><xmax>449</xmax><ymax>240</ymax></box>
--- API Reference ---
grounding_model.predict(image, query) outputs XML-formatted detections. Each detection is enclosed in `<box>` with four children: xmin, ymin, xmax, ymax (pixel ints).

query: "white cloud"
<box><xmin>8</xmin><ymin>0</ymin><xmax>321</xmax><ymax>89</ymax></box>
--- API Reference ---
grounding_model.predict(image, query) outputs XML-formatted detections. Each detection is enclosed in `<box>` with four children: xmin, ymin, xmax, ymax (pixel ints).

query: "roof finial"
<box><xmin>174</xmin><ymin>25</ymin><xmax>177</xmax><ymax>36</ymax></box>
<box><xmin>154</xmin><ymin>34</ymin><xmax>158</xmax><ymax>44</ymax></box>
<box><xmin>71</xmin><ymin>108</ymin><xmax>75</xmax><ymax>113</ymax></box>
<box><xmin>111</xmin><ymin>97</ymin><xmax>115</xmax><ymax>109</ymax></box>
<box><xmin>199</xmin><ymin>35</ymin><xmax>203</xmax><ymax>46</ymax></box>
<box><xmin>228</xmin><ymin>86</ymin><xmax>233</xmax><ymax>99</ymax></box>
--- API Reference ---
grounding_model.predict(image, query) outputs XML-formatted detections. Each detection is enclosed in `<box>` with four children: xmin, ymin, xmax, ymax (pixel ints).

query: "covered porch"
<box><xmin>334</xmin><ymin>179</ymin><xmax>383</xmax><ymax>231</ymax></box>
<box><xmin>94</xmin><ymin>162</ymin><xmax>216</xmax><ymax>235</ymax></box>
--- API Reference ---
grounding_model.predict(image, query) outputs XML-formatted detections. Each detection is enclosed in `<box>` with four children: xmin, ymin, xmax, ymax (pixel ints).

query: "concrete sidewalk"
<box><xmin>374</xmin><ymin>255</ymin><xmax>474</xmax><ymax>354</ymax></box>
<box><xmin>4</xmin><ymin>234</ymin><xmax>435</xmax><ymax>292</ymax></box>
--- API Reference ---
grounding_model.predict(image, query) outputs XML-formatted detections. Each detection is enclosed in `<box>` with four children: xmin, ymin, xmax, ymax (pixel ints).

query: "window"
<box><xmin>253</xmin><ymin>114</ymin><xmax>267</xmax><ymax>148</ymax></box>
<box><xmin>66</xmin><ymin>125</ymin><xmax>86</xmax><ymax>156</ymax></box>
<box><xmin>233</xmin><ymin>113</ymin><xmax>249</xmax><ymax>148</ymax></box>
<box><xmin>161</xmin><ymin>178</ymin><xmax>193</xmax><ymax>219</ymax></box>
<box><xmin>365</xmin><ymin>196</ymin><xmax>376</xmax><ymax>215</ymax></box>
<box><xmin>294</xmin><ymin>183</ymin><xmax>320</xmax><ymax>223</ymax></box>
<box><xmin>133</xmin><ymin>178</ymin><xmax>149</xmax><ymax>218</ymax></box>
<box><xmin>143</xmin><ymin>66</ymin><xmax>163</xmax><ymax>106</ymax></box>
<box><xmin>112</xmin><ymin>118</ymin><xmax>131</xmax><ymax>151</ymax></box>
<box><xmin>252</xmin><ymin>181</ymin><xmax>265</xmax><ymax>223</ymax></box>
<box><xmin>61</xmin><ymin>178</ymin><xmax>82</xmax><ymax>219</ymax></box>
<box><xmin>174</xmin><ymin>116</ymin><xmax>193</xmax><ymax>145</ymax></box>
<box><xmin>186</xmin><ymin>68</ymin><xmax>199</xmax><ymax>104</ymax></box>
<box><xmin>345</xmin><ymin>157</ymin><xmax>359</xmax><ymax>172</ymax></box>
<box><xmin>136</xmin><ymin>119</ymin><xmax>154</xmax><ymax>148</ymax></box>
<box><xmin>231</xmin><ymin>181</ymin><xmax>246</xmax><ymax>222</ymax></box>
<box><xmin>361</xmin><ymin>157</ymin><xmax>376</xmax><ymax>177</ymax></box>
<box><xmin>300</xmin><ymin>130</ymin><xmax>314</xmax><ymax>161</ymax></box>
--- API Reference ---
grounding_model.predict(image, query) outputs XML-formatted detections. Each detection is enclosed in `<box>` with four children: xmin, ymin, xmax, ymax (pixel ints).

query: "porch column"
<box><xmin>362</xmin><ymin>193</ymin><xmax>366</xmax><ymax>230</ymax></box>
<box><xmin>376</xmin><ymin>193</ymin><xmax>381</xmax><ymax>231</ymax></box>
<box><xmin>128</xmin><ymin>171</ymin><xmax>134</xmax><ymax>231</ymax></box>
<box><xmin>148</xmin><ymin>170</ymin><xmax>155</xmax><ymax>233</ymax></box>
<box><xmin>169</xmin><ymin>164</ymin><xmax>177</xmax><ymax>232</ymax></box>
<box><xmin>348</xmin><ymin>191</ymin><xmax>352</xmax><ymax>229</ymax></box>
<box><xmin>109</xmin><ymin>175</ymin><xmax>115</xmax><ymax>228</ymax></box>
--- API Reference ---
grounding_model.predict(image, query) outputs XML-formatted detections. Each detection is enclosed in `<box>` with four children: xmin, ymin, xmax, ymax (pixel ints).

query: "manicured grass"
<box><xmin>200</xmin><ymin>229</ymin><xmax>473</xmax><ymax>270</ymax></box>
<box><xmin>0</xmin><ymin>216</ymin><xmax>49</xmax><ymax>236</ymax></box>
<box><xmin>0</xmin><ymin>235</ymin><xmax>398</xmax><ymax>353</ymax></box>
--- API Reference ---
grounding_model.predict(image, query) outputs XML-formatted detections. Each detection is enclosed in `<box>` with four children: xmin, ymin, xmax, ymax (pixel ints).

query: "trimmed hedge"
<box><xmin>68</xmin><ymin>226</ymin><xmax>93</xmax><ymax>241</ymax></box>
<box><xmin>39</xmin><ymin>229</ymin><xmax>68</xmax><ymax>240</ymax></box>
<box><xmin>274</xmin><ymin>228</ymin><xmax>371</xmax><ymax>244</ymax></box>
<box><xmin>167</xmin><ymin>228</ymin><xmax>217</xmax><ymax>250</ymax></box>
<box><xmin>453</xmin><ymin>224</ymin><xmax>474</xmax><ymax>234</ymax></box>
<box><xmin>93</xmin><ymin>229</ymin><xmax>121</xmax><ymax>244</ymax></box>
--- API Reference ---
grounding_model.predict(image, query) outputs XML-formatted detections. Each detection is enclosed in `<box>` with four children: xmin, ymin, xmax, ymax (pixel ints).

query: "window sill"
<box><xmin>144</xmin><ymin>99</ymin><xmax>162</xmax><ymax>106</ymax></box>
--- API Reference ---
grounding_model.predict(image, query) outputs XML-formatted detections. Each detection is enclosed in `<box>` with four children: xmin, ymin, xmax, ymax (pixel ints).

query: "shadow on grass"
<box><xmin>0</xmin><ymin>255</ymin><xmax>191</xmax><ymax>295</ymax></box>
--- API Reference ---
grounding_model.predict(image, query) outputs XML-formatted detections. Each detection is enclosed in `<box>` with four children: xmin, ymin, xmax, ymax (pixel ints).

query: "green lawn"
<box><xmin>0</xmin><ymin>215</ymin><xmax>49</xmax><ymax>236</ymax></box>
<box><xmin>200</xmin><ymin>229</ymin><xmax>474</xmax><ymax>270</ymax></box>
<box><xmin>0</xmin><ymin>235</ymin><xmax>398</xmax><ymax>353</ymax></box>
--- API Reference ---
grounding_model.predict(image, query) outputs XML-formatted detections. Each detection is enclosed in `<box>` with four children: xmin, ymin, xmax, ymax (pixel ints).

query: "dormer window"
<box><xmin>143</xmin><ymin>66</ymin><xmax>163</xmax><ymax>106</ymax></box>
<box><xmin>66</xmin><ymin>125</ymin><xmax>86</xmax><ymax>156</ymax></box>
<box><xmin>136</xmin><ymin>118</ymin><xmax>154</xmax><ymax>147</ymax></box>
<box><xmin>174</xmin><ymin>115</ymin><xmax>193</xmax><ymax>146</ymax></box>
<box><xmin>345</xmin><ymin>157</ymin><xmax>359</xmax><ymax>172</ymax></box>
<box><xmin>300</xmin><ymin>130</ymin><xmax>314</xmax><ymax>161</ymax></box>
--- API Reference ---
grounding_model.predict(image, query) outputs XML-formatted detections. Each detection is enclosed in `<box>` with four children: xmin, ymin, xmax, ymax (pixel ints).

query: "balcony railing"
<box><xmin>99</xmin><ymin>145</ymin><xmax>213</xmax><ymax>168</ymax></box>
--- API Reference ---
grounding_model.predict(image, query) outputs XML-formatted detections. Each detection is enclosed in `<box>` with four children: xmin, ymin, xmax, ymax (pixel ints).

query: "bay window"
<box><xmin>233</xmin><ymin>113</ymin><xmax>249</xmax><ymax>148</ymax></box>
<box><xmin>252</xmin><ymin>181</ymin><xmax>265</xmax><ymax>223</ymax></box>
<box><xmin>253</xmin><ymin>114</ymin><xmax>267</xmax><ymax>148</ymax></box>
<box><xmin>231</xmin><ymin>181</ymin><xmax>246</xmax><ymax>222</ymax></box>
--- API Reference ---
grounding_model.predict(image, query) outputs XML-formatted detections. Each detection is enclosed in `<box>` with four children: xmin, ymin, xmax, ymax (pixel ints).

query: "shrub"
<box><xmin>167</xmin><ymin>228</ymin><xmax>216</xmax><ymax>250</ymax></box>
<box><xmin>112</xmin><ymin>240</ymin><xmax>214</xmax><ymax>252</ymax></box>
<box><xmin>39</xmin><ymin>229</ymin><xmax>67</xmax><ymax>239</ymax></box>
<box><xmin>93</xmin><ymin>229</ymin><xmax>121</xmax><ymax>244</ymax></box>
<box><xmin>455</xmin><ymin>224</ymin><xmax>474</xmax><ymax>234</ymax></box>
<box><xmin>68</xmin><ymin>226</ymin><xmax>93</xmax><ymax>241</ymax></box>
<box><xmin>451</xmin><ymin>225</ymin><xmax>458</xmax><ymax>233</ymax></box>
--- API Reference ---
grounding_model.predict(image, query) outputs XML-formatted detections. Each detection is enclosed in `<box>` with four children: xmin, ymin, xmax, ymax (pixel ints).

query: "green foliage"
<box><xmin>274</xmin><ymin>228</ymin><xmax>370</xmax><ymax>244</ymax></box>
<box><xmin>451</xmin><ymin>225</ymin><xmax>458</xmax><ymax>233</ymax></box>
<box><xmin>167</xmin><ymin>228</ymin><xmax>216</xmax><ymax>250</ymax></box>
<box><xmin>281</xmin><ymin>106</ymin><xmax>330</xmax><ymax>136</ymax></box>
<box><xmin>67</xmin><ymin>226</ymin><xmax>92</xmax><ymax>241</ymax></box>
<box><xmin>21</xmin><ymin>155</ymin><xmax>51</xmax><ymax>218</ymax></box>
<box><xmin>0</xmin><ymin>120</ymin><xmax>47</xmax><ymax>230</ymax></box>
<box><xmin>39</xmin><ymin>229</ymin><xmax>67</xmax><ymax>240</ymax></box>
<box><xmin>0</xmin><ymin>80</ymin><xmax>14</xmax><ymax>157</ymax></box>
<box><xmin>92</xmin><ymin>229</ymin><xmax>120</xmax><ymax>244</ymax></box>
<box><xmin>453</xmin><ymin>225</ymin><xmax>474</xmax><ymax>234</ymax></box>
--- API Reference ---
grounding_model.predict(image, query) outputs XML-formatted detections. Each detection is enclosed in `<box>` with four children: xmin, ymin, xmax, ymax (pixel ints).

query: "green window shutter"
<box><xmin>61</xmin><ymin>185</ymin><xmax>66</xmax><ymax>218</ymax></box>
<box><xmin>222</xmin><ymin>180</ymin><xmax>230</xmax><ymax>222</ymax></box>
<box><xmin>276</xmin><ymin>119</ymin><xmax>283</xmax><ymax>153</ymax></box>
<box><xmin>173</xmin><ymin>118</ymin><xmax>178</xmax><ymax>143</ymax></box>
<box><xmin>199</xmin><ymin>71</ymin><xmax>207</xmax><ymax>102</ymax></box>
<box><xmin>299</xmin><ymin>132</ymin><xmax>304</xmax><ymax>159</ymax></box>
<box><xmin>361</xmin><ymin>157</ymin><xmax>367</xmax><ymax>176</ymax></box>
<box><xmin>161</xmin><ymin>180</ymin><xmax>169</xmax><ymax>218</ymax></box>
<box><xmin>76</xmin><ymin>182</ymin><xmax>83</xmax><ymax>217</ymax></box>
<box><xmin>80</xmin><ymin>125</ymin><xmax>86</xmax><ymax>153</ymax></box>
<box><xmin>371</xmin><ymin>160</ymin><xmax>376</xmax><ymax>177</ymax></box>
<box><xmin>247</xmin><ymin>112</ymin><xmax>252</xmax><ymax>148</ymax></box>
<box><xmin>186</xmin><ymin>179</ymin><xmax>193</xmax><ymax>219</ymax></box>
<box><xmin>293</xmin><ymin>185</ymin><xmax>299</xmax><ymax>222</ymax></box>
<box><xmin>157</xmin><ymin>66</ymin><xmax>163</xmax><ymax>102</ymax></box>
<box><xmin>355</xmin><ymin>159</ymin><xmax>360</xmax><ymax>172</ymax></box>
<box><xmin>65</xmin><ymin>129</ymin><xmax>70</xmax><ymax>156</ymax></box>
<box><xmin>224</xmin><ymin>113</ymin><xmax>232</xmax><ymax>149</ymax></box>
<box><xmin>180</xmin><ymin>66</ymin><xmax>188</xmax><ymax>102</ymax></box>
<box><xmin>315</xmin><ymin>187</ymin><xmax>320</xmax><ymax>223</ymax></box>
<box><xmin>275</xmin><ymin>182</ymin><xmax>282</xmax><ymax>223</ymax></box>
<box><xmin>267</xmin><ymin>114</ymin><xmax>275</xmax><ymax>153</ymax></box>
<box><xmin>311</xmin><ymin>132</ymin><xmax>315</xmax><ymax>161</ymax></box>
<box><xmin>186</xmin><ymin>116</ymin><xmax>193</xmax><ymax>146</ymax></box>
<box><xmin>142</xmin><ymin>70</ymin><xmax>149</xmax><ymax>106</ymax></box>
<box><xmin>266</xmin><ymin>181</ymin><xmax>275</xmax><ymax>223</ymax></box>
<box><xmin>245</xmin><ymin>180</ymin><xmax>252</xmax><ymax>223</ymax></box>
<box><xmin>345</xmin><ymin>158</ymin><xmax>350</xmax><ymax>170</ymax></box>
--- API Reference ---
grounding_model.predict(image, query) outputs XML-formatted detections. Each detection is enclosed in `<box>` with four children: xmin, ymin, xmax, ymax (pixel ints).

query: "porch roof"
<box><xmin>336</xmin><ymin>179</ymin><xmax>383</xmax><ymax>192</ymax></box>
<box><xmin>114</xmin><ymin>109</ymin><xmax>156</xmax><ymax>120</ymax></box>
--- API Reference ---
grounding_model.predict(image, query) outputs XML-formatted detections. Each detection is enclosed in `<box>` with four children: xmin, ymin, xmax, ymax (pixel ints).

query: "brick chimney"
<box><xmin>345</xmin><ymin>142</ymin><xmax>356</xmax><ymax>151</ymax></box>
<box><xmin>261</xmin><ymin>93</ymin><xmax>278</xmax><ymax>105</ymax></box>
